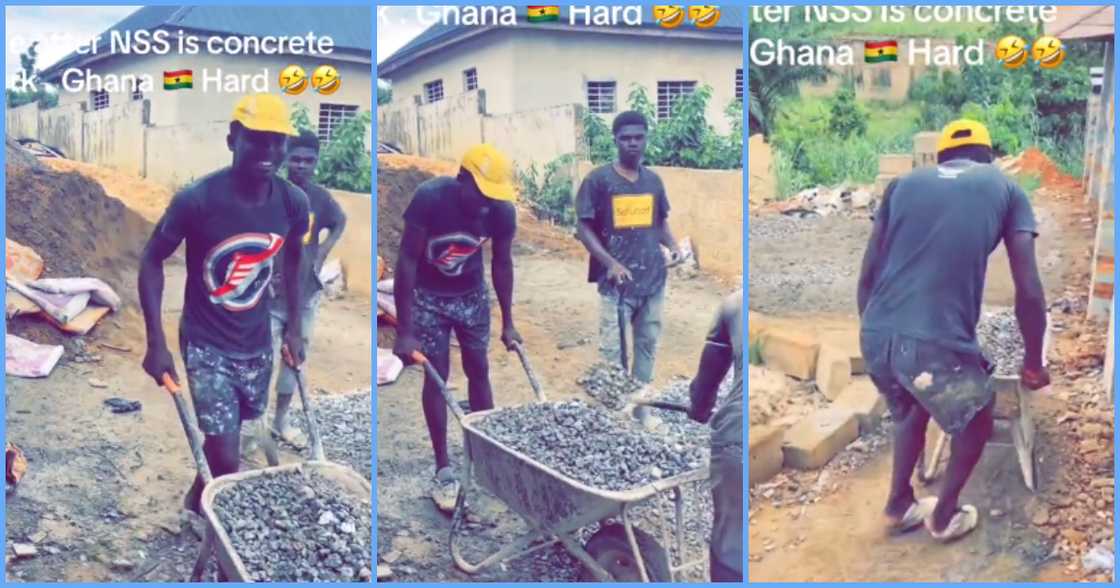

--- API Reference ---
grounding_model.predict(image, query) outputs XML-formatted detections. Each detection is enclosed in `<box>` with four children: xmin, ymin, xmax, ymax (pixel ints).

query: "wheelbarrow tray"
<box><xmin>198</xmin><ymin>461</ymin><xmax>372</xmax><ymax>582</ymax></box>
<box><xmin>459</xmin><ymin>408</ymin><xmax>709</xmax><ymax>536</ymax></box>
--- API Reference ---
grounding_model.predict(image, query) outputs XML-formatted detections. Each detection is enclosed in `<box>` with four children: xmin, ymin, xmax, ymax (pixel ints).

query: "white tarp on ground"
<box><xmin>377</xmin><ymin>348</ymin><xmax>403</xmax><ymax>385</ymax></box>
<box><xmin>6</xmin><ymin>334</ymin><xmax>64</xmax><ymax>378</ymax></box>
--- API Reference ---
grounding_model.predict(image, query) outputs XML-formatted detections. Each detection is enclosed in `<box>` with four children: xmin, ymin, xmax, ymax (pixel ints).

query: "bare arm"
<box><xmin>1005</xmin><ymin>231</ymin><xmax>1047</xmax><ymax>369</ymax></box>
<box><xmin>138</xmin><ymin>234</ymin><xmax>180</xmax><ymax>383</ymax></box>
<box><xmin>658</xmin><ymin>219</ymin><xmax>679</xmax><ymax>251</ymax></box>
<box><xmin>857</xmin><ymin>191</ymin><xmax>891</xmax><ymax>317</ymax></box>
<box><xmin>393</xmin><ymin>222</ymin><xmax>427</xmax><ymax>339</ymax></box>
<box><xmin>316</xmin><ymin>208</ymin><xmax>348</xmax><ymax>270</ymax></box>
<box><xmin>689</xmin><ymin>341</ymin><xmax>733</xmax><ymax>423</ymax></box>
<box><xmin>491</xmin><ymin>234</ymin><xmax>515</xmax><ymax>329</ymax></box>
<box><xmin>576</xmin><ymin>220</ymin><xmax>620</xmax><ymax>268</ymax></box>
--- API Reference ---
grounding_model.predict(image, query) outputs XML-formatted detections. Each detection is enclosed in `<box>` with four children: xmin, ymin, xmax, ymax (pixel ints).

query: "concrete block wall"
<box><xmin>1086</xmin><ymin>43</ymin><xmax>1115</xmax><ymax>321</ymax></box>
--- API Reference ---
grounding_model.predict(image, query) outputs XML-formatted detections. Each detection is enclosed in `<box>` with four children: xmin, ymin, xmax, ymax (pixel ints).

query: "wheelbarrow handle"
<box><xmin>510</xmin><ymin>341</ymin><xmax>545</xmax><ymax>402</ymax></box>
<box><xmin>292</xmin><ymin>365</ymin><xmax>326</xmax><ymax>462</ymax></box>
<box><xmin>162</xmin><ymin>373</ymin><xmax>213</xmax><ymax>484</ymax></box>
<box><xmin>410</xmin><ymin>351</ymin><xmax>466</xmax><ymax>424</ymax></box>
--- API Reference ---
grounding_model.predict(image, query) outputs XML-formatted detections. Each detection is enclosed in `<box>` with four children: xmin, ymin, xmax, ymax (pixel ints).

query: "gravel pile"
<box><xmin>213</xmin><ymin>469</ymin><xmax>372</xmax><ymax>582</ymax></box>
<box><xmin>577</xmin><ymin>362</ymin><xmax>645</xmax><ymax>410</ymax></box>
<box><xmin>976</xmin><ymin>308</ymin><xmax>1026</xmax><ymax>377</ymax></box>
<box><xmin>476</xmin><ymin>400</ymin><xmax>704</xmax><ymax>491</ymax></box>
<box><xmin>290</xmin><ymin>387</ymin><xmax>371</xmax><ymax>480</ymax></box>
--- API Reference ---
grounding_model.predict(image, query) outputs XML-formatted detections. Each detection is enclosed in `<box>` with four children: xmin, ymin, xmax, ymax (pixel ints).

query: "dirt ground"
<box><xmin>375</xmin><ymin>158</ymin><xmax>740</xmax><ymax>582</ymax></box>
<box><xmin>5</xmin><ymin>155</ymin><xmax>373</xmax><ymax>582</ymax></box>
<box><xmin>747</xmin><ymin>152</ymin><xmax>1114</xmax><ymax>582</ymax></box>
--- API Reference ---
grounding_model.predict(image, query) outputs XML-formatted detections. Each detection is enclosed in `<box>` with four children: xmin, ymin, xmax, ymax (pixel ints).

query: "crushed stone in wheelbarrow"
<box><xmin>577</xmin><ymin>362</ymin><xmax>645</xmax><ymax>410</ymax></box>
<box><xmin>477</xmin><ymin>400</ymin><xmax>705</xmax><ymax>492</ymax></box>
<box><xmin>213</xmin><ymin>469</ymin><xmax>372</xmax><ymax>582</ymax></box>
<box><xmin>976</xmin><ymin>308</ymin><xmax>1026</xmax><ymax>377</ymax></box>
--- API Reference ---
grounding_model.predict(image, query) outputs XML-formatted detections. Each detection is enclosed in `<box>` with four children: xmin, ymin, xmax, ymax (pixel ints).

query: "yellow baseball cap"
<box><xmin>937</xmin><ymin>119</ymin><xmax>992</xmax><ymax>152</ymax></box>
<box><xmin>461</xmin><ymin>144</ymin><xmax>516</xmax><ymax>202</ymax></box>
<box><xmin>232</xmin><ymin>94</ymin><xmax>297</xmax><ymax>136</ymax></box>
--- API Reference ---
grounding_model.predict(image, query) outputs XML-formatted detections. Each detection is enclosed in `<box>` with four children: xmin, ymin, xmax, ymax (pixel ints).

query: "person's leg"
<box><xmin>414</xmin><ymin>292</ymin><xmax>455</xmax><ymax>474</ymax></box>
<box><xmin>929</xmin><ymin>399</ymin><xmax>995</xmax><ymax>531</ymax></box>
<box><xmin>183</xmin><ymin>433</ymin><xmax>241</xmax><ymax>513</ymax></box>
<box><xmin>598</xmin><ymin>290</ymin><xmax>623</xmax><ymax>366</ymax></box>
<box><xmin>709</xmin><ymin>444</ymin><xmax>744</xmax><ymax>582</ymax></box>
<box><xmin>181</xmin><ymin>342</ymin><xmax>248</xmax><ymax>512</ymax></box>
<box><xmin>884</xmin><ymin>397</ymin><xmax>930</xmax><ymax>520</ymax></box>
<box><xmin>630</xmin><ymin>287</ymin><xmax>665</xmax><ymax>384</ymax></box>
<box><xmin>455</xmin><ymin>290</ymin><xmax>493</xmax><ymax>412</ymax></box>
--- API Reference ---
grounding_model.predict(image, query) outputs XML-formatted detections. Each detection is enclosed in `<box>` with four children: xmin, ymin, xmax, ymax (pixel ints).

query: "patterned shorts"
<box><xmin>413</xmin><ymin>288</ymin><xmax>490</xmax><ymax>359</ymax></box>
<box><xmin>861</xmin><ymin>331</ymin><xmax>994</xmax><ymax>436</ymax></box>
<box><xmin>182</xmin><ymin>341</ymin><xmax>273</xmax><ymax>436</ymax></box>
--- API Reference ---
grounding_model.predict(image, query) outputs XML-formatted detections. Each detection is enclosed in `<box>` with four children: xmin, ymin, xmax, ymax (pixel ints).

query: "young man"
<box><xmin>688</xmin><ymin>291</ymin><xmax>743</xmax><ymax>582</ymax></box>
<box><xmin>139</xmin><ymin>94</ymin><xmax>309</xmax><ymax>515</ymax></box>
<box><xmin>243</xmin><ymin>129</ymin><xmax>347</xmax><ymax>454</ymax></box>
<box><xmin>858</xmin><ymin>119</ymin><xmax>1050</xmax><ymax>541</ymax></box>
<box><xmin>575</xmin><ymin>111</ymin><xmax>681</xmax><ymax>384</ymax></box>
<box><xmin>392</xmin><ymin>143</ymin><xmax>522</xmax><ymax>511</ymax></box>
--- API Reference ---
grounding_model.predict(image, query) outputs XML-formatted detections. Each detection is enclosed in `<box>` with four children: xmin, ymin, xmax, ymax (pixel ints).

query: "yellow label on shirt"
<box><xmin>611</xmin><ymin>194</ymin><xmax>654</xmax><ymax>229</ymax></box>
<box><xmin>303</xmin><ymin>213</ymin><xmax>316</xmax><ymax>245</ymax></box>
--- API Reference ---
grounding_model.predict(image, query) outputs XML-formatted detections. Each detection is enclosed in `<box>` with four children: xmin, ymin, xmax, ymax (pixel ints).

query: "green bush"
<box><xmin>828</xmin><ymin>84</ymin><xmax>869</xmax><ymax>139</ymax></box>
<box><xmin>517</xmin><ymin>154</ymin><xmax>578</xmax><ymax>225</ymax></box>
<box><xmin>289</xmin><ymin>103</ymin><xmax>372</xmax><ymax>193</ymax></box>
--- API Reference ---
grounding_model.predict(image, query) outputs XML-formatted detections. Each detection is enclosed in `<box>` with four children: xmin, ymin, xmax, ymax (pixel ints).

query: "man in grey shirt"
<box><xmin>858</xmin><ymin>119</ymin><xmax>1050</xmax><ymax>541</ymax></box>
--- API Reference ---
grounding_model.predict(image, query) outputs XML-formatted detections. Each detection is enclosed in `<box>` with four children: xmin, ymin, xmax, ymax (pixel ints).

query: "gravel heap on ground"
<box><xmin>476</xmin><ymin>400</ymin><xmax>703</xmax><ymax>491</ymax></box>
<box><xmin>577</xmin><ymin>362</ymin><xmax>645</xmax><ymax>410</ymax></box>
<box><xmin>976</xmin><ymin>308</ymin><xmax>1026</xmax><ymax>377</ymax></box>
<box><xmin>213</xmin><ymin>469</ymin><xmax>372</xmax><ymax>582</ymax></box>
<box><xmin>290</xmin><ymin>387</ymin><xmax>372</xmax><ymax>480</ymax></box>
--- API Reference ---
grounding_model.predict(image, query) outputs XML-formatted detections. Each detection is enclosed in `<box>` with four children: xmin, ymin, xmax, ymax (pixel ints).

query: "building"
<box><xmin>798</xmin><ymin>37</ymin><xmax>960</xmax><ymax>103</ymax></box>
<box><xmin>378</xmin><ymin>6</ymin><xmax>743</xmax><ymax>135</ymax></box>
<box><xmin>38</xmin><ymin>5</ymin><xmax>371</xmax><ymax>142</ymax></box>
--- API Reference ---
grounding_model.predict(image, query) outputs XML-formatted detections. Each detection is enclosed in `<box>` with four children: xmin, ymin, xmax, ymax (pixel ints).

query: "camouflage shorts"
<box><xmin>182</xmin><ymin>341</ymin><xmax>273</xmax><ymax>436</ymax></box>
<box><xmin>861</xmin><ymin>331</ymin><xmax>994</xmax><ymax>436</ymax></box>
<box><xmin>413</xmin><ymin>288</ymin><xmax>490</xmax><ymax>359</ymax></box>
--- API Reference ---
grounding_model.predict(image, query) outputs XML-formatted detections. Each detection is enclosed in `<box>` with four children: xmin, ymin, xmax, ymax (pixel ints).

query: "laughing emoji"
<box><xmin>653</xmin><ymin>5</ymin><xmax>685</xmax><ymax>29</ymax></box>
<box><xmin>1031</xmin><ymin>36</ymin><xmax>1065</xmax><ymax>69</ymax></box>
<box><xmin>995</xmin><ymin>36</ymin><xmax>1028</xmax><ymax>69</ymax></box>
<box><xmin>689</xmin><ymin>5</ymin><xmax>720</xmax><ymax>29</ymax></box>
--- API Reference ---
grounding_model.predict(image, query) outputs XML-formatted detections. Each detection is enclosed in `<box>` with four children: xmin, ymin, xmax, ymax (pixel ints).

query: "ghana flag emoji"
<box><xmin>163</xmin><ymin>69</ymin><xmax>193</xmax><ymax>90</ymax></box>
<box><xmin>864</xmin><ymin>41</ymin><xmax>898</xmax><ymax>63</ymax></box>
<box><xmin>527</xmin><ymin>6</ymin><xmax>560</xmax><ymax>22</ymax></box>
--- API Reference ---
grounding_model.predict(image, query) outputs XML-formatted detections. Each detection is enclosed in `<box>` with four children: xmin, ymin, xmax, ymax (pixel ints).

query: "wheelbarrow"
<box><xmin>411</xmin><ymin>349</ymin><xmax>709</xmax><ymax>582</ymax></box>
<box><xmin>916</xmin><ymin>314</ymin><xmax>1051</xmax><ymax>491</ymax></box>
<box><xmin>162</xmin><ymin>368</ymin><xmax>371</xmax><ymax>582</ymax></box>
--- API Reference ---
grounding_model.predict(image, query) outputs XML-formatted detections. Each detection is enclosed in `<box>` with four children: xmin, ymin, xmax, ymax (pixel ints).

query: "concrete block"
<box><xmin>782</xmin><ymin>408</ymin><xmax>859</xmax><ymax>470</ymax></box>
<box><xmin>913</xmin><ymin>132</ymin><xmax>940</xmax><ymax>168</ymax></box>
<box><xmin>874</xmin><ymin>174</ymin><xmax>894</xmax><ymax>197</ymax></box>
<box><xmin>850</xmin><ymin>354</ymin><xmax>866</xmax><ymax>375</ymax></box>
<box><xmin>748</xmin><ymin>425</ymin><xmax>784</xmax><ymax>486</ymax></box>
<box><xmin>760</xmin><ymin>330</ymin><xmax>820</xmax><ymax>380</ymax></box>
<box><xmin>815</xmin><ymin>345</ymin><xmax>851</xmax><ymax>401</ymax></box>
<box><xmin>879</xmin><ymin>154</ymin><xmax>914</xmax><ymax>176</ymax></box>
<box><xmin>833</xmin><ymin>377</ymin><xmax>887</xmax><ymax>434</ymax></box>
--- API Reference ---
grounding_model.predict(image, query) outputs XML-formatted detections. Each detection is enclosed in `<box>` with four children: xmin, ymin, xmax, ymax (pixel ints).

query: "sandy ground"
<box><xmin>375</xmin><ymin>226</ymin><xmax>739</xmax><ymax>582</ymax></box>
<box><xmin>746</xmin><ymin>166</ymin><xmax>1113</xmax><ymax>582</ymax></box>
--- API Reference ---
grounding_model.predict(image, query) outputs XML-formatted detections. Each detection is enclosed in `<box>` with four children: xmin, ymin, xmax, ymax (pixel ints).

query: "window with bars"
<box><xmin>131</xmin><ymin>80</ymin><xmax>144</xmax><ymax>101</ymax></box>
<box><xmin>586</xmin><ymin>81</ymin><xmax>616</xmax><ymax>114</ymax></box>
<box><xmin>463</xmin><ymin>68</ymin><xmax>478</xmax><ymax>92</ymax></box>
<box><xmin>317</xmin><ymin>103</ymin><xmax>359</xmax><ymax>143</ymax></box>
<box><xmin>90</xmin><ymin>89</ymin><xmax>109</xmax><ymax>111</ymax></box>
<box><xmin>656</xmin><ymin>81</ymin><xmax>696</xmax><ymax>120</ymax></box>
<box><xmin>424</xmin><ymin>79</ymin><xmax>444</xmax><ymax>103</ymax></box>
<box><xmin>735</xmin><ymin>68</ymin><xmax>743</xmax><ymax>101</ymax></box>
<box><xmin>872</xmin><ymin>68</ymin><xmax>892</xmax><ymax>88</ymax></box>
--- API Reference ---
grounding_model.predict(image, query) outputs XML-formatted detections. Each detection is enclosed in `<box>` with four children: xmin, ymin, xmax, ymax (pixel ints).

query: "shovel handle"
<box><xmin>162</xmin><ymin>373</ymin><xmax>213</xmax><ymax>484</ymax></box>
<box><xmin>510</xmin><ymin>342</ymin><xmax>545</xmax><ymax>402</ymax></box>
<box><xmin>411</xmin><ymin>351</ymin><xmax>466</xmax><ymax>423</ymax></box>
<box><xmin>635</xmin><ymin>400</ymin><xmax>691</xmax><ymax>413</ymax></box>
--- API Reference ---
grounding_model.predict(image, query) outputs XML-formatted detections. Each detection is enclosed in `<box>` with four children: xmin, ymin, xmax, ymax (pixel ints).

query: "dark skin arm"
<box><xmin>392</xmin><ymin>222</ymin><xmax>426</xmax><ymax>361</ymax></box>
<box><xmin>491</xmin><ymin>232</ymin><xmax>522</xmax><ymax>350</ymax></box>
<box><xmin>139</xmin><ymin>234</ymin><xmax>181</xmax><ymax>385</ymax></box>
<box><xmin>281</xmin><ymin>228</ymin><xmax>305</xmax><ymax>367</ymax></box>
<box><xmin>658</xmin><ymin>219</ymin><xmax>681</xmax><ymax>259</ymax></box>
<box><xmin>576</xmin><ymin>220</ymin><xmax>632</xmax><ymax>284</ymax></box>
<box><xmin>315</xmin><ymin>208</ymin><xmax>348</xmax><ymax>271</ymax></box>
<box><xmin>688</xmin><ymin>342</ymin><xmax>733</xmax><ymax>424</ymax></box>
<box><xmin>1005</xmin><ymin>230</ymin><xmax>1051</xmax><ymax>388</ymax></box>
<box><xmin>857</xmin><ymin>191</ymin><xmax>891</xmax><ymax>317</ymax></box>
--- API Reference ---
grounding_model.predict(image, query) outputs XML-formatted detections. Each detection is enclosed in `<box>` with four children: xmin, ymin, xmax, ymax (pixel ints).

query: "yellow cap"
<box><xmin>937</xmin><ymin>119</ymin><xmax>992</xmax><ymax>152</ymax></box>
<box><xmin>231</xmin><ymin>94</ymin><xmax>297</xmax><ymax>136</ymax></box>
<box><xmin>461</xmin><ymin>144</ymin><xmax>516</xmax><ymax>202</ymax></box>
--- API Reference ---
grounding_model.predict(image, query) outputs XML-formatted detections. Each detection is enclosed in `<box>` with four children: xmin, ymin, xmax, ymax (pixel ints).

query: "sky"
<box><xmin>5</xmin><ymin>6</ymin><xmax>139</xmax><ymax>88</ymax></box>
<box><xmin>376</xmin><ymin>6</ymin><xmax>437</xmax><ymax>68</ymax></box>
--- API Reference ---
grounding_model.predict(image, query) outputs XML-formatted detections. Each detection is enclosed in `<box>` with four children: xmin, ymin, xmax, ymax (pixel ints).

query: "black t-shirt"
<box><xmin>403</xmin><ymin>177</ymin><xmax>516</xmax><ymax>295</ymax></box>
<box><xmin>270</xmin><ymin>181</ymin><xmax>346</xmax><ymax>306</ymax></box>
<box><xmin>862</xmin><ymin>160</ymin><xmax>1038</xmax><ymax>354</ymax></box>
<box><xmin>155</xmin><ymin>168</ymin><xmax>310</xmax><ymax>355</ymax></box>
<box><xmin>575</xmin><ymin>164</ymin><xmax>670</xmax><ymax>297</ymax></box>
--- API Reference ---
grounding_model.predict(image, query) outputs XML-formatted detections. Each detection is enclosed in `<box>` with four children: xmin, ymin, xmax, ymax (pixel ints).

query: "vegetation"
<box><xmin>516</xmin><ymin>154</ymin><xmax>579</xmax><ymax>225</ymax></box>
<box><xmin>289</xmin><ymin>103</ymin><xmax>372</xmax><ymax>193</ymax></box>
<box><xmin>6</xmin><ymin>42</ymin><xmax>58</xmax><ymax>109</ymax></box>
<box><xmin>377</xmin><ymin>81</ymin><xmax>392</xmax><ymax>105</ymax></box>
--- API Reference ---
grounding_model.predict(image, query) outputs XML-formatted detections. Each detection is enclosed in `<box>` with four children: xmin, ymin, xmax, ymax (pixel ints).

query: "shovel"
<box><xmin>510</xmin><ymin>341</ymin><xmax>545</xmax><ymax>402</ymax></box>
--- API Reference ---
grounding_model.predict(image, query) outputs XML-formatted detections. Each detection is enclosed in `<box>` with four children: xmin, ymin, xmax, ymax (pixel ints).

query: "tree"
<box><xmin>377</xmin><ymin>81</ymin><xmax>392</xmax><ymax>105</ymax></box>
<box><xmin>748</xmin><ymin>18</ymin><xmax>829</xmax><ymax>137</ymax></box>
<box><xmin>6</xmin><ymin>42</ymin><xmax>58</xmax><ymax>109</ymax></box>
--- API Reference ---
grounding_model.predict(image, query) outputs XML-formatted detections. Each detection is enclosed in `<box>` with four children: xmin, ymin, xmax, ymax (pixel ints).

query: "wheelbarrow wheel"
<box><xmin>579</xmin><ymin>524</ymin><xmax>670</xmax><ymax>582</ymax></box>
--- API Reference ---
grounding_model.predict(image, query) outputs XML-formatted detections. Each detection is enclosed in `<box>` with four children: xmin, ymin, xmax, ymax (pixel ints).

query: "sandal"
<box><xmin>887</xmin><ymin>496</ymin><xmax>938</xmax><ymax>534</ymax></box>
<box><xmin>430</xmin><ymin>467</ymin><xmax>460</xmax><ymax>514</ymax></box>
<box><xmin>926</xmin><ymin>504</ymin><xmax>979</xmax><ymax>542</ymax></box>
<box><xmin>274</xmin><ymin>424</ymin><xmax>308</xmax><ymax>450</ymax></box>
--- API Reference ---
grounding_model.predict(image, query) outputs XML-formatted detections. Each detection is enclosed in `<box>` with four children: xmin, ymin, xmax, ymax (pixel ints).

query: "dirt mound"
<box><xmin>376</xmin><ymin>157</ymin><xmax>440</xmax><ymax>265</ymax></box>
<box><xmin>1014</xmin><ymin>147</ymin><xmax>1083</xmax><ymax>194</ymax></box>
<box><xmin>39</xmin><ymin>158</ymin><xmax>173</xmax><ymax>223</ymax></box>
<box><xmin>6</xmin><ymin>141</ymin><xmax>152</xmax><ymax>342</ymax></box>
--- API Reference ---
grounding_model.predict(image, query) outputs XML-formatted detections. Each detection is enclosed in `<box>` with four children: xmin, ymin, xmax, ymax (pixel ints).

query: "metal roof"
<box><xmin>1044</xmin><ymin>6</ymin><xmax>1114</xmax><ymax>41</ymax></box>
<box><xmin>41</xmin><ymin>5</ymin><xmax>371</xmax><ymax>81</ymax></box>
<box><xmin>379</xmin><ymin>5</ymin><xmax>743</xmax><ymax>78</ymax></box>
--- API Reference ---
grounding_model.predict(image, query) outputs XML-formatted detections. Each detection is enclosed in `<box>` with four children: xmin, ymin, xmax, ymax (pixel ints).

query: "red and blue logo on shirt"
<box><xmin>203</xmin><ymin>233</ymin><xmax>285</xmax><ymax>311</ymax></box>
<box><xmin>426</xmin><ymin>232</ymin><xmax>486</xmax><ymax>277</ymax></box>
